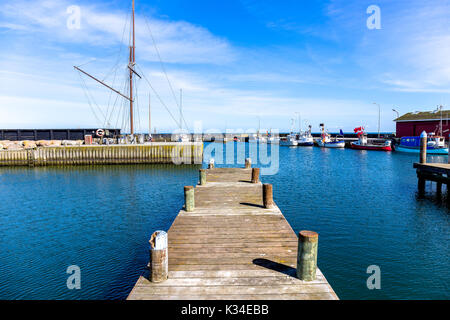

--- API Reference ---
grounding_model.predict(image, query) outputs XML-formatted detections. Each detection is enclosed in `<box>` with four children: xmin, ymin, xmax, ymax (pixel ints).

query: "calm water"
<box><xmin>0</xmin><ymin>142</ymin><xmax>448</xmax><ymax>299</ymax></box>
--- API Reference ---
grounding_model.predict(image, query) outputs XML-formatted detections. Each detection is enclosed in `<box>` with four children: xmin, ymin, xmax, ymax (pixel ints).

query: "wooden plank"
<box><xmin>127</xmin><ymin>167</ymin><xmax>338</xmax><ymax>300</ymax></box>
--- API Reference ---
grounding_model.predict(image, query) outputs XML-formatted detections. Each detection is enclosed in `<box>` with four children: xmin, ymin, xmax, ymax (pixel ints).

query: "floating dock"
<box><xmin>127</xmin><ymin>167</ymin><xmax>338</xmax><ymax>300</ymax></box>
<box><xmin>0</xmin><ymin>142</ymin><xmax>203</xmax><ymax>166</ymax></box>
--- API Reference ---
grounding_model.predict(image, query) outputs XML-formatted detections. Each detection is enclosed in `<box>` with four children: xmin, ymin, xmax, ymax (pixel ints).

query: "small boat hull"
<box><xmin>396</xmin><ymin>146</ymin><xmax>448</xmax><ymax>154</ymax></box>
<box><xmin>350</xmin><ymin>142</ymin><xmax>392</xmax><ymax>151</ymax></box>
<box><xmin>324</xmin><ymin>141</ymin><xmax>345</xmax><ymax>148</ymax></box>
<box><xmin>280</xmin><ymin>140</ymin><xmax>298</xmax><ymax>146</ymax></box>
<box><xmin>298</xmin><ymin>142</ymin><xmax>314</xmax><ymax>146</ymax></box>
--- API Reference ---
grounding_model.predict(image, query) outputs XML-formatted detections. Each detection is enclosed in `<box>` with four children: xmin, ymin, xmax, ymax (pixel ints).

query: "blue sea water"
<box><xmin>0</xmin><ymin>142</ymin><xmax>448</xmax><ymax>299</ymax></box>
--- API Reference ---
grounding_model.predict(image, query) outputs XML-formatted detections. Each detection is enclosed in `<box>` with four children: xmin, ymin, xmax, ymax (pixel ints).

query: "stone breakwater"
<box><xmin>0</xmin><ymin>140</ymin><xmax>84</xmax><ymax>150</ymax></box>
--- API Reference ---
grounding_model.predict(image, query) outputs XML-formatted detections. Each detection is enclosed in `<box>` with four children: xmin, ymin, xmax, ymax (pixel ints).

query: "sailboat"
<box><xmin>74</xmin><ymin>0</ymin><xmax>139</xmax><ymax>138</ymax></box>
<box><xmin>74</xmin><ymin>0</ymin><xmax>187</xmax><ymax>143</ymax></box>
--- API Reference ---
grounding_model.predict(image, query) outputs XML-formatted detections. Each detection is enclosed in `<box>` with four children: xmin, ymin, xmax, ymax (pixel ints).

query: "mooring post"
<box><xmin>208</xmin><ymin>158</ymin><xmax>215</xmax><ymax>169</ymax></box>
<box><xmin>199</xmin><ymin>169</ymin><xmax>206</xmax><ymax>185</ymax></box>
<box><xmin>184</xmin><ymin>186</ymin><xmax>195</xmax><ymax>212</ymax></box>
<box><xmin>149</xmin><ymin>230</ymin><xmax>168</xmax><ymax>283</ymax></box>
<box><xmin>251</xmin><ymin>167</ymin><xmax>260</xmax><ymax>183</ymax></box>
<box><xmin>297</xmin><ymin>230</ymin><xmax>318</xmax><ymax>281</ymax></box>
<box><xmin>263</xmin><ymin>183</ymin><xmax>274</xmax><ymax>209</ymax></box>
<box><xmin>245</xmin><ymin>158</ymin><xmax>252</xmax><ymax>169</ymax></box>
<box><xmin>420</xmin><ymin>131</ymin><xmax>427</xmax><ymax>164</ymax></box>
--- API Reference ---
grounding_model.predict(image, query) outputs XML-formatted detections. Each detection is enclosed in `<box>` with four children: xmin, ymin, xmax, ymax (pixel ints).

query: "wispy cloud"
<box><xmin>0</xmin><ymin>0</ymin><xmax>235</xmax><ymax>65</ymax></box>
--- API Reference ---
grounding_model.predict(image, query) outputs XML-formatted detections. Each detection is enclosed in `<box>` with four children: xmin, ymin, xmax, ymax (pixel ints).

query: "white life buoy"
<box><xmin>96</xmin><ymin>129</ymin><xmax>105</xmax><ymax>137</ymax></box>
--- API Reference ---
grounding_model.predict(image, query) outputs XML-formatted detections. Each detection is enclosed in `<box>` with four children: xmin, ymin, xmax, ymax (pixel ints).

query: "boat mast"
<box><xmin>149</xmin><ymin>93</ymin><xmax>151</xmax><ymax>134</ymax></box>
<box><xmin>180</xmin><ymin>89</ymin><xmax>183</xmax><ymax>130</ymax></box>
<box><xmin>129</xmin><ymin>0</ymin><xmax>136</xmax><ymax>135</ymax></box>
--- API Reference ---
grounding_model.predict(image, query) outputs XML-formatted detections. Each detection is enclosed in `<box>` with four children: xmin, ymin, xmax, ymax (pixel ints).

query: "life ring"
<box><xmin>96</xmin><ymin>129</ymin><xmax>105</xmax><ymax>137</ymax></box>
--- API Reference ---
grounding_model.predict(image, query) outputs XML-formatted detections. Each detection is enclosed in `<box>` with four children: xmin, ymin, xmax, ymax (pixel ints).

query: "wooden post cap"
<box><xmin>263</xmin><ymin>183</ymin><xmax>274</xmax><ymax>209</ymax></box>
<box><xmin>245</xmin><ymin>158</ymin><xmax>252</xmax><ymax>168</ymax></box>
<box><xmin>199</xmin><ymin>169</ymin><xmax>207</xmax><ymax>185</ymax></box>
<box><xmin>150</xmin><ymin>230</ymin><xmax>168</xmax><ymax>250</ymax></box>
<box><xmin>184</xmin><ymin>186</ymin><xmax>195</xmax><ymax>212</ymax></box>
<box><xmin>297</xmin><ymin>230</ymin><xmax>319</xmax><ymax>281</ymax></box>
<box><xmin>251</xmin><ymin>167</ymin><xmax>260</xmax><ymax>183</ymax></box>
<box><xmin>299</xmin><ymin>230</ymin><xmax>319</xmax><ymax>241</ymax></box>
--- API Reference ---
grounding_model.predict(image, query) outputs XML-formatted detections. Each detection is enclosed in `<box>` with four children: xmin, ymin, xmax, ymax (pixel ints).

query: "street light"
<box><xmin>373</xmin><ymin>102</ymin><xmax>381</xmax><ymax>138</ymax></box>
<box><xmin>392</xmin><ymin>108</ymin><xmax>399</xmax><ymax>119</ymax></box>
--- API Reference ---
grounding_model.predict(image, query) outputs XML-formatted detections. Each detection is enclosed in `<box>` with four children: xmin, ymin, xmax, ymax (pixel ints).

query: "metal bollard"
<box><xmin>149</xmin><ymin>230</ymin><xmax>168</xmax><ymax>283</ymax></box>
<box><xmin>420</xmin><ymin>131</ymin><xmax>427</xmax><ymax>164</ymax></box>
<box><xmin>199</xmin><ymin>169</ymin><xmax>206</xmax><ymax>185</ymax></box>
<box><xmin>245</xmin><ymin>158</ymin><xmax>252</xmax><ymax>169</ymax></box>
<box><xmin>263</xmin><ymin>184</ymin><xmax>274</xmax><ymax>209</ymax></box>
<box><xmin>251</xmin><ymin>167</ymin><xmax>260</xmax><ymax>183</ymax></box>
<box><xmin>296</xmin><ymin>230</ymin><xmax>318</xmax><ymax>281</ymax></box>
<box><xmin>184</xmin><ymin>186</ymin><xmax>195</xmax><ymax>212</ymax></box>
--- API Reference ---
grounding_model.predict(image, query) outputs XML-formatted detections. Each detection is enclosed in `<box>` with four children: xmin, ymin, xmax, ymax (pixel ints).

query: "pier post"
<box><xmin>418</xmin><ymin>173</ymin><xmax>426</xmax><ymax>196</ymax></box>
<box><xmin>208</xmin><ymin>158</ymin><xmax>215</xmax><ymax>169</ymax></box>
<box><xmin>263</xmin><ymin>184</ymin><xmax>274</xmax><ymax>209</ymax></box>
<box><xmin>297</xmin><ymin>230</ymin><xmax>318</xmax><ymax>281</ymax></box>
<box><xmin>251</xmin><ymin>167</ymin><xmax>260</xmax><ymax>183</ymax></box>
<box><xmin>199</xmin><ymin>169</ymin><xmax>206</xmax><ymax>185</ymax></box>
<box><xmin>420</xmin><ymin>131</ymin><xmax>427</xmax><ymax>164</ymax></box>
<box><xmin>437</xmin><ymin>182</ymin><xmax>442</xmax><ymax>197</ymax></box>
<box><xmin>245</xmin><ymin>158</ymin><xmax>252</xmax><ymax>169</ymax></box>
<box><xmin>184</xmin><ymin>186</ymin><xmax>195</xmax><ymax>212</ymax></box>
<box><xmin>149</xmin><ymin>230</ymin><xmax>168</xmax><ymax>283</ymax></box>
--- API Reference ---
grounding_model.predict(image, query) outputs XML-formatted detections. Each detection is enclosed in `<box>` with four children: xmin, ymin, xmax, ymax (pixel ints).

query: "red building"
<box><xmin>394</xmin><ymin>110</ymin><xmax>450</xmax><ymax>138</ymax></box>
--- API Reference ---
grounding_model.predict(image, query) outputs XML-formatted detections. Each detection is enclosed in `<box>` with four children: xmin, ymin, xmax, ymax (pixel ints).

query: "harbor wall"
<box><xmin>0</xmin><ymin>142</ymin><xmax>203</xmax><ymax>167</ymax></box>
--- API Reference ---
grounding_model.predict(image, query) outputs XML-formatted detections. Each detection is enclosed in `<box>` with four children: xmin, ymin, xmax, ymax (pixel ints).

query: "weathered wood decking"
<box><xmin>127</xmin><ymin>168</ymin><xmax>338</xmax><ymax>300</ymax></box>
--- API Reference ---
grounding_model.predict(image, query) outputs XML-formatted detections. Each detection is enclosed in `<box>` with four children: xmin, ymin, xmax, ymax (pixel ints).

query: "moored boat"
<box><xmin>316</xmin><ymin>124</ymin><xmax>345</xmax><ymax>148</ymax></box>
<box><xmin>396</xmin><ymin>134</ymin><xmax>448</xmax><ymax>154</ymax></box>
<box><xmin>298</xmin><ymin>125</ymin><xmax>314</xmax><ymax>146</ymax></box>
<box><xmin>280</xmin><ymin>133</ymin><xmax>298</xmax><ymax>146</ymax></box>
<box><xmin>350</xmin><ymin>127</ymin><xmax>392</xmax><ymax>151</ymax></box>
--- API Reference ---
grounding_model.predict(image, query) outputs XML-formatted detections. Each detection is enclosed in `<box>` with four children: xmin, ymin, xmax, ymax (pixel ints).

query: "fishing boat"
<box><xmin>298</xmin><ymin>125</ymin><xmax>314</xmax><ymax>146</ymax></box>
<box><xmin>396</xmin><ymin>134</ymin><xmax>448</xmax><ymax>154</ymax></box>
<box><xmin>350</xmin><ymin>127</ymin><xmax>392</xmax><ymax>151</ymax></box>
<box><xmin>316</xmin><ymin>124</ymin><xmax>345</xmax><ymax>148</ymax></box>
<box><xmin>280</xmin><ymin>133</ymin><xmax>298</xmax><ymax>146</ymax></box>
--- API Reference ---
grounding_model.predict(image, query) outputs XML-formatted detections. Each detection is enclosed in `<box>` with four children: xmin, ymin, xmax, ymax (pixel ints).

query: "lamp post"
<box><xmin>373</xmin><ymin>102</ymin><xmax>381</xmax><ymax>138</ymax></box>
<box><xmin>392</xmin><ymin>108</ymin><xmax>399</xmax><ymax>119</ymax></box>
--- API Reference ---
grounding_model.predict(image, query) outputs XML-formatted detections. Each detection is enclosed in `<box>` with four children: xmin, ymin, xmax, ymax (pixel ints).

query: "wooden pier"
<box><xmin>414</xmin><ymin>163</ymin><xmax>450</xmax><ymax>195</ymax></box>
<box><xmin>414</xmin><ymin>132</ymin><xmax>450</xmax><ymax>196</ymax></box>
<box><xmin>0</xmin><ymin>142</ymin><xmax>203</xmax><ymax>166</ymax></box>
<box><xmin>127</xmin><ymin>167</ymin><xmax>338</xmax><ymax>300</ymax></box>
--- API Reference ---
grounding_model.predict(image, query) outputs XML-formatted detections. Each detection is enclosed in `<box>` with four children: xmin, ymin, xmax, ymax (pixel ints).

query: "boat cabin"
<box><xmin>400</xmin><ymin>135</ymin><xmax>445</xmax><ymax>148</ymax></box>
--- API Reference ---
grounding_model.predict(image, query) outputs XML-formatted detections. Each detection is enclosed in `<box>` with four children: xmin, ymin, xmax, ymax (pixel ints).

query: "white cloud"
<box><xmin>0</xmin><ymin>0</ymin><xmax>235</xmax><ymax>65</ymax></box>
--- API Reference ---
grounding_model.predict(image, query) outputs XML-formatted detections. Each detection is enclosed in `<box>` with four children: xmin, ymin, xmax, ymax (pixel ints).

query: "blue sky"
<box><xmin>0</xmin><ymin>0</ymin><xmax>449</xmax><ymax>133</ymax></box>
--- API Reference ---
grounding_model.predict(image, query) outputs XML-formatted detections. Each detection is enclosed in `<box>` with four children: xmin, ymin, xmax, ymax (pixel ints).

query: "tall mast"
<box><xmin>180</xmin><ymin>89</ymin><xmax>183</xmax><ymax>130</ymax></box>
<box><xmin>129</xmin><ymin>0</ymin><xmax>136</xmax><ymax>134</ymax></box>
<box><xmin>149</xmin><ymin>93</ymin><xmax>151</xmax><ymax>135</ymax></box>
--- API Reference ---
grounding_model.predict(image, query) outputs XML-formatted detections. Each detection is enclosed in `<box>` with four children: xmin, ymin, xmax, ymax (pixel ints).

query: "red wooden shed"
<box><xmin>394</xmin><ymin>109</ymin><xmax>450</xmax><ymax>138</ymax></box>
